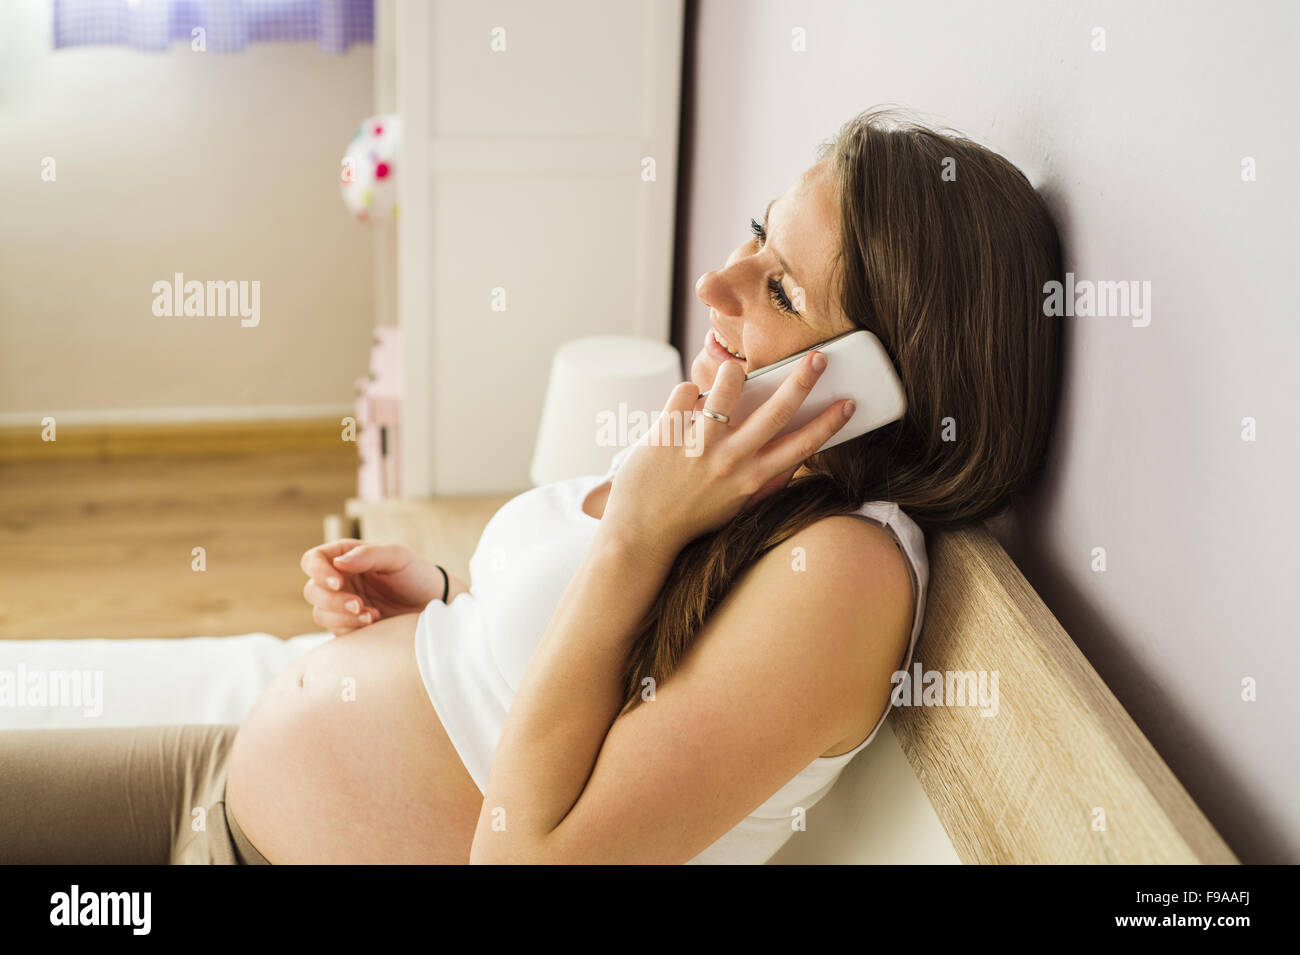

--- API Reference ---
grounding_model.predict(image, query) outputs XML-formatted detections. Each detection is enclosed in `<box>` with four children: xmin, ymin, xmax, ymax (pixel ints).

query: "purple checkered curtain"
<box><xmin>53</xmin><ymin>0</ymin><xmax>373</xmax><ymax>54</ymax></box>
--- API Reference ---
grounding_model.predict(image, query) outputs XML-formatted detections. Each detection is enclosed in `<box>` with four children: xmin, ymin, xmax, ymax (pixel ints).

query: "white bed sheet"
<box><xmin>0</xmin><ymin>632</ymin><xmax>331</xmax><ymax>729</ymax></box>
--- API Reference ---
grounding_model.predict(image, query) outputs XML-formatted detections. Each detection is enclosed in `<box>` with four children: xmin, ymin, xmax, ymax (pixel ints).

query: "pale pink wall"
<box><xmin>673</xmin><ymin>0</ymin><xmax>1299</xmax><ymax>863</ymax></box>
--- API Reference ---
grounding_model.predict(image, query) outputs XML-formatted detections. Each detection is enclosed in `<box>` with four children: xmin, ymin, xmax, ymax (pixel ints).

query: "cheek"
<box><xmin>744</xmin><ymin>325</ymin><xmax>819</xmax><ymax>369</ymax></box>
<box><xmin>741</xmin><ymin>325</ymin><xmax>788</xmax><ymax>367</ymax></box>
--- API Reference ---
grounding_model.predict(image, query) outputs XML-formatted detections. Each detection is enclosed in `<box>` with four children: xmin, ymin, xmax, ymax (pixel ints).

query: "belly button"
<box><xmin>297</xmin><ymin>669</ymin><xmax>307</xmax><ymax>689</ymax></box>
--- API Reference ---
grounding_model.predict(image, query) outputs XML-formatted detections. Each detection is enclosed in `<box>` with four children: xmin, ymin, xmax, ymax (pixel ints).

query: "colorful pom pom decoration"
<box><xmin>341</xmin><ymin>114</ymin><xmax>401</xmax><ymax>224</ymax></box>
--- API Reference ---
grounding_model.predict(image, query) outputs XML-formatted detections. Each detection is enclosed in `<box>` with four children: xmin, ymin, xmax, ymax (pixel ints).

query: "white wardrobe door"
<box><xmin>397</xmin><ymin>0</ymin><xmax>684</xmax><ymax>495</ymax></box>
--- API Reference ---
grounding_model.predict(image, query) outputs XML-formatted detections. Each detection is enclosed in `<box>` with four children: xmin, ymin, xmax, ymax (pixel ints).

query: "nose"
<box><xmin>695</xmin><ymin>269</ymin><xmax>741</xmax><ymax>317</ymax></box>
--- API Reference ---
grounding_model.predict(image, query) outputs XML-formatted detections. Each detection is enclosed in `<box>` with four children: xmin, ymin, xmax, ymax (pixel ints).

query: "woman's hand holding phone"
<box><xmin>598</xmin><ymin>350</ymin><xmax>855</xmax><ymax>568</ymax></box>
<box><xmin>300</xmin><ymin>539</ymin><xmax>449</xmax><ymax>636</ymax></box>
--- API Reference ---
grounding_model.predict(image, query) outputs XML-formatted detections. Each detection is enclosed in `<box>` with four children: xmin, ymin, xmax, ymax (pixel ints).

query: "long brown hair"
<box><xmin>618</xmin><ymin>108</ymin><xmax>1065</xmax><ymax>712</ymax></box>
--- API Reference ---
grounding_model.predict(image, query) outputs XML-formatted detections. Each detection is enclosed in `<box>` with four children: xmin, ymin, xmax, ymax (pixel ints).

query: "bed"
<box><xmin>0</xmin><ymin>507</ymin><xmax>1237</xmax><ymax>864</ymax></box>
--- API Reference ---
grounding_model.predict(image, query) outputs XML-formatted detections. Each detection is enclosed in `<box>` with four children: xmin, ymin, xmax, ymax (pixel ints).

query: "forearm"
<box><xmin>443</xmin><ymin>569</ymin><xmax>470</xmax><ymax>603</ymax></box>
<box><xmin>471</xmin><ymin>525</ymin><xmax>675</xmax><ymax>863</ymax></box>
<box><xmin>411</xmin><ymin>553</ymin><xmax>467</xmax><ymax>603</ymax></box>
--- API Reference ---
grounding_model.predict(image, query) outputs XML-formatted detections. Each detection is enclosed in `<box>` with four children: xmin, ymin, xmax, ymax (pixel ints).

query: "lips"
<box><xmin>704</xmin><ymin>327</ymin><xmax>744</xmax><ymax>366</ymax></box>
<box><xmin>707</xmin><ymin>325</ymin><xmax>746</xmax><ymax>361</ymax></box>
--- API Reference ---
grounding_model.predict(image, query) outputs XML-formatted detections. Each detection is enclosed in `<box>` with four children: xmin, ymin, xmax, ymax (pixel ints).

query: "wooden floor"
<box><xmin>0</xmin><ymin>450</ymin><xmax>355</xmax><ymax>640</ymax></box>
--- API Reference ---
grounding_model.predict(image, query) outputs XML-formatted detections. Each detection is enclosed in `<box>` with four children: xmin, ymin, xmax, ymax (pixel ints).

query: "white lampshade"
<box><xmin>530</xmin><ymin>336</ymin><xmax>683</xmax><ymax>486</ymax></box>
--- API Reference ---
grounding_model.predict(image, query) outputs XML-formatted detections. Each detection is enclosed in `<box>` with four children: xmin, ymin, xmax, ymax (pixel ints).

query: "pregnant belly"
<box><xmin>225</xmin><ymin>612</ymin><xmax>483</xmax><ymax>863</ymax></box>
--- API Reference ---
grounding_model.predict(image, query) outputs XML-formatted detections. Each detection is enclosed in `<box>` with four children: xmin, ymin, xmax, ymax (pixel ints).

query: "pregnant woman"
<box><xmin>0</xmin><ymin>109</ymin><xmax>1063</xmax><ymax>865</ymax></box>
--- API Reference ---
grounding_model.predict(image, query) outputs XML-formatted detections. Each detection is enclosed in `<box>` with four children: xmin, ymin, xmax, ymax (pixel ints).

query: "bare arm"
<box><xmin>471</xmin><ymin>527</ymin><xmax>672</xmax><ymax>861</ymax></box>
<box><xmin>442</xmin><ymin>569</ymin><xmax>470</xmax><ymax>603</ymax></box>
<box><xmin>470</xmin><ymin>351</ymin><xmax>868</xmax><ymax>863</ymax></box>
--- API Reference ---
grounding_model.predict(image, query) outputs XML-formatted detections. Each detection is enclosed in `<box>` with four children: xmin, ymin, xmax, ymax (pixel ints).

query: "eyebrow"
<box><xmin>762</xmin><ymin>198</ymin><xmax>805</xmax><ymax>313</ymax></box>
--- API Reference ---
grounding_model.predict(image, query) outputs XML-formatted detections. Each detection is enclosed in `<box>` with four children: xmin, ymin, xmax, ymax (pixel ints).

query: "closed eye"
<box><xmin>750</xmin><ymin>217</ymin><xmax>799</xmax><ymax>315</ymax></box>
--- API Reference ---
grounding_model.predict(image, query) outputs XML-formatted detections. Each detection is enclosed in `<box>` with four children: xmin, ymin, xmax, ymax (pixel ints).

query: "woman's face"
<box><xmin>690</xmin><ymin>159</ymin><xmax>856</xmax><ymax>392</ymax></box>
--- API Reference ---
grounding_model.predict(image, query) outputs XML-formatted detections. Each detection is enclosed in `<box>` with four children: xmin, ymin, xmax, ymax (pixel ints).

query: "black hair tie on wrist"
<box><xmin>436</xmin><ymin>564</ymin><xmax>449</xmax><ymax>602</ymax></box>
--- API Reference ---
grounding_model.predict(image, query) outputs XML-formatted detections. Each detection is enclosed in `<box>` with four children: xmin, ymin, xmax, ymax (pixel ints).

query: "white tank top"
<box><xmin>413</xmin><ymin>444</ymin><xmax>929</xmax><ymax>864</ymax></box>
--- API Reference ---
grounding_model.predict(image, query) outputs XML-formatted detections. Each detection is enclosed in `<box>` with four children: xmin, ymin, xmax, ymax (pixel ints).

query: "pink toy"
<box><xmin>355</xmin><ymin>326</ymin><xmax>402</xmax><ymax>500</ymax></box>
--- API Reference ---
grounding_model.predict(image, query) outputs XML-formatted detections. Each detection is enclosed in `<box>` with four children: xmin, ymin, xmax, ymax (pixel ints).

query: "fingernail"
<box><xmin>843</xmin><ymin>399</ymin><xmax>856</xmax><ymax>419</ymax></box>
<box><xmin>336</xmin><ymin>550</ymin><xmax>356</xmax><ymax>562</ymax></box>
<box><xmin>811</xmin><ymin>351</ymin><xmax>826</xmax><ymax>373</ymax></box>
<box><xmin>345</xmin><ymin>599</ymin><xmax>360</xmax><ymax>613</ymax></box>
<box><xmin>359</xmin><ymin>613</ymin><xmax>372</xmax><ymax>624</ymax></box>
<box><xmin>327</xmin><ymin>577</ymin><xmax>341</xmax><ymax>591</ymax></box>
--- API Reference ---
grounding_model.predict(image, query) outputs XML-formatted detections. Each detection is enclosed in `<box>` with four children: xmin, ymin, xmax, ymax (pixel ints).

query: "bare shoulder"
<box><xmin>776</xmin><ymin>514</ymin><xmax>914</xmax><ymax>606</ymax></box>
<box><xmin>697</xmin><ymin>512</ymin><xmax>916</xmax><ymax>757</ymax></box>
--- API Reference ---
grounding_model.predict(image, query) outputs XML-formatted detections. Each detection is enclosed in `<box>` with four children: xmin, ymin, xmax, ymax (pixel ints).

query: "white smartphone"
<box><xmin>698</xmin><ymin>329</ymin><xmax>907</xmax><ymax>454</ymax></box>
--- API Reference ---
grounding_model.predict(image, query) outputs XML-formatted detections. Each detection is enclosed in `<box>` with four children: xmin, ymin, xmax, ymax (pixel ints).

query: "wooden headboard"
<box><xmin>893</xmin><ymin>525</ymin><xmax>1238</xmax><ymax>864</ymax></box>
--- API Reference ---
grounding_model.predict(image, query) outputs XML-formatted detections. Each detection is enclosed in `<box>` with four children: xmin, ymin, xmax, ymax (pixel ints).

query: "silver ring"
<box><xmin>699</xmin><ymin>407</ymin><xmax>730</xmax><ymax>424</ymax></box>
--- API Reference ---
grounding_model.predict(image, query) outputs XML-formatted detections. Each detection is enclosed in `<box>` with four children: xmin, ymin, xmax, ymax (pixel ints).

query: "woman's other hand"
<box><xmin>599</xmin><ymin>351</ymin><xmax>854</xmax><ymax>567</ymax></box>
<box><xmin>299</xmin><ymin>540</ymin><xmax>449</xmax><ymax>636</ymax></box>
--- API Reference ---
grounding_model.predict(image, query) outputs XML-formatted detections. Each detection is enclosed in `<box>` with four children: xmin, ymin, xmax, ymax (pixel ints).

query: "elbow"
<box><xmin>469</xmin><ymin>835</ymin><xmax>549</xmax><ymax>865</ymax></box>
<box><xmin>470</xmin><ymin>831</ymin><xmax>566</xmax><ymax>867</ymax></box>
<box><xmin>468</xmin><ymin>834</ymin><xmax>503</xmax><ymax>865</ymax></box>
